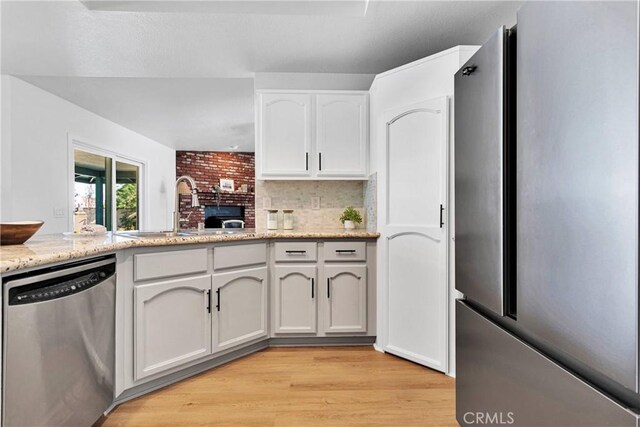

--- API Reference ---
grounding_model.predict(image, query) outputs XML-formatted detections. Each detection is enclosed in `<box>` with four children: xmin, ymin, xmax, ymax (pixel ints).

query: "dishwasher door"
<box><xmin>3</xmin><ymin>257</ymin><xmax>116</xmax><ymax>427</ymax></box>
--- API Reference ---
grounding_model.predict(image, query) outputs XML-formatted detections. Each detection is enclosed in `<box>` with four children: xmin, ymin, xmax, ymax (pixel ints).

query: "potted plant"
<box><xmin>339</xmin><ymin>207</ymin><xmax>363</xmax><ymax>230</ymax></box>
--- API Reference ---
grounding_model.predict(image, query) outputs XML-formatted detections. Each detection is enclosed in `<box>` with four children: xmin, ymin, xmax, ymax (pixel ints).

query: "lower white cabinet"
<box><xmin>134</xmin><ymin>275</ymin><xmax>212</xmax><ymax>380</ymax></box>
<box><xmin>212</xmin><ymin>267</ymin><xmax>268</xmax><ymax>353</ymax></box>
<box><xmin>273</xmin><ymin>265</ymin><xmax>317</xmax><ymax>334</ymax></box>
<box><xmin>323</xmin><ymin>265</ymin><xmax>367</xmax><ymax>333</ymax></box>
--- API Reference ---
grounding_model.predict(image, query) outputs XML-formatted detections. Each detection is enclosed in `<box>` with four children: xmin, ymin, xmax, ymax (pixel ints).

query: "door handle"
<box><xmin>216</xmin><ymin>288</ymin><xmax>220</xmax><ymax>311</ymax></box>
<box><xmin>306</xmin><ymin>152</ymin><xmax>309</xmax><ymax>171</ymax></box>
<box><xmin>319</xmin><ymin>152</ymin><xmax>322</xmax><ymax>171</ymax></box>
<box><xmin>311</xmin><ymin>278</ymin><xmax>314</xmax><ymax>299</ymax></box>
<box><xmin>440</xmin><ymin>204</ymin><xmax>444</xmax><ymax>228</ymax></box>
<box><xmin>207</xmin><ymin>289</ymin><xmax>211</xmax><ymax>313</ymax></box>
<box><xmin>462</xmin><ymin>65</ymin><xmax>477</xmax><ymax>76</ymax></box>
<box><xmin>327</xmin><ymin>278</ymin><xmax>331</xmax><ymax>299</ymax></box>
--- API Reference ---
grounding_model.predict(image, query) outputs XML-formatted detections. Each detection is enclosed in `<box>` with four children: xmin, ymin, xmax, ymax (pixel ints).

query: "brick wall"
<box><xmin>176</xmin><ymin>151</ymin><xmax>255</xmax><ymax>229</ymax></box>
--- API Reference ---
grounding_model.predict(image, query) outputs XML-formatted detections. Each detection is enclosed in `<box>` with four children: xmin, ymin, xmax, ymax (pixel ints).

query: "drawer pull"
<box><xmin>285</xmin><ymin>250</ymin><xmax>307</xmax><ymax>255</ymax></box>
<box><xmin>335</xmin><ymin>249</ymin><xmax>356</xmax><ymax>254</ymax></box>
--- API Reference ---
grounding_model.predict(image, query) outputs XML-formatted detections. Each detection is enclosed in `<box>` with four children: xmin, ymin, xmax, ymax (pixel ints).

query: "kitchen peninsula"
<box><xmin>1</xmin><ymin>229</ymin><xmax>378</xmax><ymax>407</ymax></box>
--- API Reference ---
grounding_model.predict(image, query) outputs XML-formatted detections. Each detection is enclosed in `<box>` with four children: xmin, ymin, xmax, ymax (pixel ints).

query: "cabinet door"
<box><xmin>258</xmin><ymin>93</ymin><xmax>312</xmax><ymax>177</ymax></box>
<box><xmin>134</xmin><ymin>275</ymin><xmax>212</xmax><ymax>380</ymax></box>
<box><xmin>212</xmin><ymin>267</ymin><xmax>268</xmax><ymax>353</ymax></box>
<box><xmin>273</xmin><ymin>265</ymin><xmax>317</xmax><ymax>334</ymax></box>
<box><xmin>323</xmin><ymin>265</ymin><xmax>367</xmax><ymax>333</ymax></box>
<box><xmin>315</xmin><ymin>94</ymin><xmax>368</xmax><ymax>177</ymax></box>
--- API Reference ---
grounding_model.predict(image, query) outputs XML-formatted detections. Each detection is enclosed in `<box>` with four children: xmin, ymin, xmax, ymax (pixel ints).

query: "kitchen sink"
<box><xmin>115</xmin><ymin>231</ymin><xmax>192</xmax><ymax>239</ymax></box>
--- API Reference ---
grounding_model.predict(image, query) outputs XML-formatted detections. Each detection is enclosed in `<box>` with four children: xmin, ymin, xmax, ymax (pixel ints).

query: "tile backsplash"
<box><xmin>363</xmin><ymin>173</ymin><xmax>377</xmax><ymax>232</ymax></box>
<box><xmin>255</xmin><ymin>180</ymin><xmax>365</xmax><ymax>229</ymax></box>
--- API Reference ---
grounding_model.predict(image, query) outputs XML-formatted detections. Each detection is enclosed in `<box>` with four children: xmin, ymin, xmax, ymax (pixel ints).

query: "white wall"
<box><xmin>369</xmin><ymin>46</ymin><xmax>479</xmax><ymax>377</ymax></box>
<box><xmin>1</xmin><ymin>75</ymin><xmax>176</xmax><ymax>234</ymax></box>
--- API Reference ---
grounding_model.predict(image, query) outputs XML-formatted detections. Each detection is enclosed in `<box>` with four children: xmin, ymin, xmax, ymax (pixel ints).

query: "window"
<box><xmin>73</xmin><ymin>146</ymin><xmax>143</xmax><ymax>232</ymax></box>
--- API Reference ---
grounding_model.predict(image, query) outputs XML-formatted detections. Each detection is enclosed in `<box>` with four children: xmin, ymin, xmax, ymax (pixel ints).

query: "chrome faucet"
<box><xmin>213</xmin><ymin>184</ymin><xmax>221</xmax><ymax>208</ymax></box>
<box><xmin>174</xmin><ymin>175</ymin><xmax>200</xmax><ymax>232</ymax></box>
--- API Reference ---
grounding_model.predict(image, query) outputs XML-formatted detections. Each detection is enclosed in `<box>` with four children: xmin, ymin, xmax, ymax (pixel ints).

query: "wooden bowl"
<box><xmin>1</xmin><ymin>221</ymin><xmax>44</xmax><ymax>245</ymax></box>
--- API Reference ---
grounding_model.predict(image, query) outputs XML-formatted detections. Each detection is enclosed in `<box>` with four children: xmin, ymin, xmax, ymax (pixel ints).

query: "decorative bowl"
<box><xmin>0</xmin><ymin>221</ymin><xmax>44</xmax><ymax>245</ymax></box>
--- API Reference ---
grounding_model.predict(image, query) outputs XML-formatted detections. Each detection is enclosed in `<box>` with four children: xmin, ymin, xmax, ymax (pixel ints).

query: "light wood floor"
<box><xmin>102</xmin><ymin>346</ymin><xmax>456</xmax><ymax>427</ymax></box>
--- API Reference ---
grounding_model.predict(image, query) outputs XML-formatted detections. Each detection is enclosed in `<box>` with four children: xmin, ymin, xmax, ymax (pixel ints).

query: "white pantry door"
<box><xmin>381</xmin><ymin>96</ymin><xmax>449</xmax><ymax>372</ymax></box>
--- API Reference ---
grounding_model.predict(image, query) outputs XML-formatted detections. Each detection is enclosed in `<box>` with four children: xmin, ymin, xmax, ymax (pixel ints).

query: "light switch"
<box><xmin>53</xmin><ymin>208</ymin><xmax>65</xmax><ymax>218</ymax></box>
<box><xmin>311</xmin><ymin>196</ymin><xmax>320</xmax><ymax>210</ymax></box>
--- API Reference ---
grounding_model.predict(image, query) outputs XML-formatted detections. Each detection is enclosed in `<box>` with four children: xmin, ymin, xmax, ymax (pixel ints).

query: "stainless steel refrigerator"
<box><xmin>454</xmin><ymin>1</ymin><xmax>640</xmax><ymax>425</ymax></box>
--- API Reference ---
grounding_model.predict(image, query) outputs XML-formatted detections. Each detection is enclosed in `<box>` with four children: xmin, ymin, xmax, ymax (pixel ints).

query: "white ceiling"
<box><xmin>19</xmin><ymin>76</ymin><xmax>256</xmax><ymax>152</ymax></box>
<box><xmin>2</xmin><ymin>0</ymin><xmax>521</xmax><ymax>151</ymax></box>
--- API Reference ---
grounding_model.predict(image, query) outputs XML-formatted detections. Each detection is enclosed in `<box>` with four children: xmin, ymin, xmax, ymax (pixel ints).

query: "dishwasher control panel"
<box><xmin>7</xmin><ymin>260</ymin><xmax>115</xmax><ymax>305</ymax></box>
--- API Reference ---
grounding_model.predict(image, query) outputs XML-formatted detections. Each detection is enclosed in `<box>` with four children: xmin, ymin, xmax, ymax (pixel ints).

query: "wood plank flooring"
<box><xmin>102</xmin><ymin>346</ymin><xmax>456</xmax><ymax>427</ymax></box>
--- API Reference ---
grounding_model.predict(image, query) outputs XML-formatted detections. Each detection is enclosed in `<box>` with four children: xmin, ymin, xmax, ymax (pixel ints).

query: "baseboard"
<box><xmin>269</xmin><ymin>336</ymin><xmax>376</xmax><ymax>347</ymax></box>
<box><xmin>112</xmin><ymin>340</ymin><xmax>270</xmax><ymax>408</ymax></box>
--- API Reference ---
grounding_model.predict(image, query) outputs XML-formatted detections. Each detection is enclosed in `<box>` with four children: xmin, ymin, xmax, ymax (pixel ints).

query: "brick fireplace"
<box><xmin>176</xmin><ymin>151</ymin><xmax>255</xmax><ymax>229</ymax></box>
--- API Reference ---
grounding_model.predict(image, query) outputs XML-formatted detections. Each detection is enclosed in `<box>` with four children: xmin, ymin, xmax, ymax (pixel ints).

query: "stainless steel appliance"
<box><xmin>455</xmin><ymin>1</ymin><xmax>640</xmax><ymax>425</ymax></box>
<box><xmin>3</xmin><ymin>256</ymin><xmax>116</xmax><ymax>426</ymax></box>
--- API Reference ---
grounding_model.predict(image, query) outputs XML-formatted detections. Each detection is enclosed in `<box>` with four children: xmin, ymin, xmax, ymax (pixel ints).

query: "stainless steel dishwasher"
<box><xmin>3</xmin><ymin>256</ymin><xmax>116</xmax><ymax>427</ymax></box>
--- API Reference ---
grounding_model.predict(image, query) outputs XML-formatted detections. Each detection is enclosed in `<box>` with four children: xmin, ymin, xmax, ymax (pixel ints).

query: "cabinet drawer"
<box><xmin>274</xmin><ymin>242</ymin><xmax>317</xmax><ymax>262</ymax></box>
<box><xmin>324</xmin><ymin>241</ymin><xmax>366</xmax><ymax>262</ymax></box>
<box><xmin>214</xmin><ymin>243</ymin><xmax>267</xmax><ymax>271</ymax></box>
<box><xmin>134</xmin><ymin>248</ymin><xmax>208</xmax><ymax>282</ymax></box>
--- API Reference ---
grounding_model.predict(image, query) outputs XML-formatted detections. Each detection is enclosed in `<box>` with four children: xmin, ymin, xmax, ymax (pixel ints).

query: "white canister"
<box><xmin>267</xmin><ymin>210</ymin><xmax>279</xmax><ymax>230</ymax></box>
<box><xmin>283</xmin><ymin>210</ymin><xmax>294</xmax><ymax>230</ymax></box>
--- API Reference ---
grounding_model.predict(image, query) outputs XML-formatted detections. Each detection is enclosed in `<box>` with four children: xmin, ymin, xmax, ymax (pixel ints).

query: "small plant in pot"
<box><xmin>339</xmin><ymin>207</ymin><xmax>363</xmax><ymax>230</ymax></box>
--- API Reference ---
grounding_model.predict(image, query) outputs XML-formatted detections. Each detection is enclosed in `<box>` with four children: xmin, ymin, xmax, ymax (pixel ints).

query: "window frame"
<box><xmin>68</xmin><ymin>135</ymin><xmax>148</xmax><ymax>232</ymax></box>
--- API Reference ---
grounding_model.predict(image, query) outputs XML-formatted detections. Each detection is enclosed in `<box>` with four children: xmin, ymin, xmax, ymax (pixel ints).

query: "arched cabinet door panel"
<box><xmin>323</xmin><ymin>265</ymin><xmax>367</xmax><ymax>333</ymax></box>
<box><xmin>315</xmin><ymin>94</ymin><xmax>368</xmax><ymax>177</ymax></box>
<box><xmin>273</xmin><ymin>265</ymin><xmax>318</xmax><ymax>334</ymax></box>
<box><xmin>258</xmin><ymin>93</ymin><xmax>312</xmax><ymax>178</ymax></box>
<box><xmin>381</xmin><ymin>96</ymin><xmax>449</xmax><ymax>373</ymax></box>
<box><xmin>212</xmin><ymin>267</ymin><xmax>268</xmax><ymax>353</ymax></box>
<box><xmin>134</xmin><ymin>275</ymin><xmax>212</xmax><ymax>380</ymax></box>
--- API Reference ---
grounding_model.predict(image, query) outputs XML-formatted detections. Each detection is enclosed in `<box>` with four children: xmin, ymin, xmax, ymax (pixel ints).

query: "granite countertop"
<box><xmin>0</xmin><ymin>228</ymin><xmax>379</xmax><ymax>274</ymax></box>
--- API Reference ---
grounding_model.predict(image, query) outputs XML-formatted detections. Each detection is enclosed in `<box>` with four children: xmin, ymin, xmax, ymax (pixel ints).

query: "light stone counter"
<box><xmin>0</xmin><ymin>228</ymin><xmax>379</xmax><ymax>274</ymax></box>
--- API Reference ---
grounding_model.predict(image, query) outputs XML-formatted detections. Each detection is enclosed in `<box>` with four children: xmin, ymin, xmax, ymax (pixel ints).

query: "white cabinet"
<box><xmin>258</xmin><ymin>93</ymin><xmax>312</xmax><ymax>178</ymax></box>
<box><xmin>256</xmin><ymin>91</ymin><xmax>368</xmax><ymax>180</ymax></box>
<box><xmin>212</xmin><ymin>267</ymin><xmax>268</xmax><ymax>353</ymax></box>
<box><xmin>323</xmin><ymin>265</ymin><xmax>367</xmax><ymax>333</ymax></box>
<box><xmin>273</xmin><ymin>265</ymin><xmax>317</xmax><ymax>334</ymax></box>
<box><xmin>316</xmin><ymin>94</ymin><xmax>368</xmax><ymax>177</ymax></box>
<box><xmin>134</xmin><ymin>275</ymin><xmax>212</xmax><ymax>380</ymax></box>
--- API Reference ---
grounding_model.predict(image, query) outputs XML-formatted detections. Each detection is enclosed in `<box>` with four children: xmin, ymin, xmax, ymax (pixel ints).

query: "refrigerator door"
<box><xmin>454</xmin><ymin>27</ymin><xmax>507</xmax><ymax>315</ymax></box>
<box><xmin>456</xmin><ymin>301</ymin><xmax>639</xmax><ymax>426</ymax></box>
<box><xmin>517</xmin><ymin>1</ymin><xmax>639</xmax><ymax>392</ymax></box>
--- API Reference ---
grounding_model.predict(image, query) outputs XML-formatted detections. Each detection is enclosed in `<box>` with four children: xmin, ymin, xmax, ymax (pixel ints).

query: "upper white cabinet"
<box><xmin>258</xmin><ymin>93</ymin><xmax>313</xmax><ymax>178</ymax></box>
<box><xmin>256</xmin><ymin>91</ymin><xmax>369</xmax><ymax>180</ymax></box>
<box><xmin>315</xmin><ymin>94</ymin><xmax>368</xmax><ymax>177</ymax></box>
